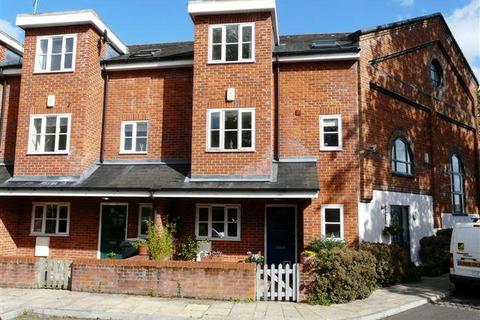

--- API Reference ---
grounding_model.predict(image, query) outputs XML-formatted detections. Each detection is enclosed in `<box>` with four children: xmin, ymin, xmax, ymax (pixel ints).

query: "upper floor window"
<box><xmin>28</xmin><ymin>114</ymin><xmax>71</xmax><ymax>154</ymax></box>
<box><xmin>207</xmin><ymin>108</ymin><xmax>255</xmax><ymax>151</ymax></box>
<box><xmin>121</xmin><ymin>121</ymin><xmax>148</xmax><ymax>154</ymax></box>
<box><xmin>391</xmin><ymin>138</ymin><xmax>413</xmax><ymax>176</ymax></box>
<box><xmin>320</xmin><ymin>115</ymin><xmax>342</xmax><ymax>151</ymax></box>
<box><xmin>35</xmin><ymin>35</ymin><xmax>76</xmax><ymax>73</ymax></box>
<box><xmin>209</xmin><ymin>23</ymin><xmax>255</xmax><ymax>63</ymax></box>
<box><xmin>196</xmin><ymin>204</ymin><xmax>240</xmax><ymax>241</ymax></box>
<box><xmin>31</xmin><ymin>203</ymin><xmax>70</xmax><ymax>236</ymax></box>
<box><xmin>451</xmin><ymin>155</ymin><xmax>465</xmax><ymax>214</ymax></box>
<box><xmin>429</xmin><ymin>59</ymin><xmax>443</xmax><ymax>88</ymax></box>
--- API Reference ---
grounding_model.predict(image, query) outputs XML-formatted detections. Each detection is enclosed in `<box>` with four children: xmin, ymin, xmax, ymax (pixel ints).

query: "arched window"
<box><xmin>391</xmin><ymin>138</ymin><xmax>413</xmax><ymax>175</ymax></box>
<box><xmin>450</xmin><ymin>155</ymin><xmax>465</xmax><ymax>214</ymax></box>
<box><xmin>429</xmin><ymin>59</ymin><xmax>443</xmax><ymax>88</ymax></box>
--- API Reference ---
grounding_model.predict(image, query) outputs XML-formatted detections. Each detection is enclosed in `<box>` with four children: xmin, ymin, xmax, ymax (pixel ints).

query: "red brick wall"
<box><xmin>14</xmin><ymin>25</ymin><xmax>105</xmax><ymax>177</ymax></box>
<box><xmin>0</xmin><ymin>198</ymin><xmax>20</xmax><ymax>256</ymax></box>
<box><xmin>70</xmin><ymin>259</ymin><xmax>255</xmax><ymax>300</ymax></box>
<box><xmin>0</xmin><ymin>256</ymin><xmax>38</xmax><ymax>288</ymax></box>
<box><xmin>103</xmin><ymin>69</ymin><xmax>193</xmax><ymax>161</ymax></box>
<box><xmin>191</xmin><ymin>13</ymin><xmax>274</xmax><ymax>177</ymax></box>
<box><xmin>0</xmin><ymin>46</ymin><xmax>5</xmax><ymax>62</ymax></box>
<box><xmin>0</xmin><ymin>76</ymin><xmax>21</xmax><ymax>163</ymax></box>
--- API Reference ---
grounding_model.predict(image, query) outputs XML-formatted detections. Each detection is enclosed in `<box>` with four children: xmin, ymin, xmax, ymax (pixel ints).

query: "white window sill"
<box><xmin>30</xmin><ymin>233</ymin><xmax>69</xmax><ymax>237</ymax></box>
<box><xmin>196</xmin><ymin>237</ymin><xmax>240</xmax><ymax>242</ymax></box>
<box><xmin>27</xmin><ymin>152</ymin><xmax>70</xmax><ymax>155</ymax></box>
<box><xmin>206</xmin><ymin>149</ymin><xmax>255</xmax><ymax>153</ymax></box>
<box><xmin>119</xmin><ymin>152</ymin><xmax>148</xmax><ymax>155</ymax></box>
<box><xmin>207</xmin><ymin>60</ymin><xmax>256</xmax><ymax>65</ymax></box>
<box><xmin>320</xmin><ymin>148</ymin><xmax>343</xmax><ymax>152</ymax></box>
<box><xmin>33</xmin><ymin>69</ymin><xmax>75</xmax><ymax>74</ymax></box>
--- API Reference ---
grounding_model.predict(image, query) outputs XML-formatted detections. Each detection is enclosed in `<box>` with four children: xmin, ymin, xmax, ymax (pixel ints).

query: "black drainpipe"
<box><xmin>0</xmin><ymin>68</ymin><xmax>6</xmax><ymax>150</ymax></box>
<box><xmin>99</xmin><ymin>64</ymin><xmax>109</xmax><ymax>164</ymax></box>
<box><xmin>274</xmin><ymin>53</ymin><xmax>281</xmax><ymax>161</ymax></box>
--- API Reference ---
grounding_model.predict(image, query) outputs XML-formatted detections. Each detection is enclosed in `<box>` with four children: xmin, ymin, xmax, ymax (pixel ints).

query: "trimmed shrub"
<box><xmin>360</xmin><ymin>242</ymin><xmax>407</xmax><ymax>287</ymax></box>
<box><xmin>419</xmin><ymin>228</ymin><xmax>452</xmax><ymax>276</ymax></box>
<box><xmin>146</xmin><ymin>221</ymin><xmax>176</xmax><ymax>261</ymax></box>
<box><xmin>304</xmin><ymin>247</ymin><xmax>377</xmax><ymax>305</ymax></box>
<box><xmin>307</xmin><ymin>238</ymin><xmax>347</xmax><ymax>253</ymax></box>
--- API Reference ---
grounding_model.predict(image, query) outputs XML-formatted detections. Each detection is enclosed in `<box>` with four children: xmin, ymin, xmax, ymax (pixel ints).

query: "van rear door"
<box><xmin>452</xmin><ymin>224</ymin><xmax>480</xmax><ymax>278</ymax></box>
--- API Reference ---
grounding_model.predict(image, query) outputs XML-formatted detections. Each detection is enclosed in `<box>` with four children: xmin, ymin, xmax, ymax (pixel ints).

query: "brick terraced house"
<box><xmin>0</xmin><ymin>0</ymin><xmax>478</xmax><ymax>264</ymax></box>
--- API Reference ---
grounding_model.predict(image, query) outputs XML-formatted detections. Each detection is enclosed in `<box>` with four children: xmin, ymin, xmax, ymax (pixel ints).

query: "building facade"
<box><xmin>0</xmin><ymin>1</ymin><xmax>478</xmax><ymax>263</ymax></box>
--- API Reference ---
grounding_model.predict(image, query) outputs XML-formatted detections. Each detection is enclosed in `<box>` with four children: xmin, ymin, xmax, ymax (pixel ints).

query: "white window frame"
<box><xmin>138</xmin><ymin>203</ymin><xmax>154</xmax><ymax>237</ymax></box>
<box><xmin>120</xmin><ymin>121</ymin><xmax>149</xmax><ymax>154</ymax></box>
<box><xmin>319</xmin><ymin>114</ymin><xmax>343</xmax><ymax>151</ymax></box>
<box><xmin>195</xmin><ymin>204</ymin><xmax>241</xmax><ymax>241</ymax></box>
<box><xmin>34</xmin><ymin>34</ymin><xmax>77</xmax><ymax>73</ymax></box>
<box><xmin>28</xmin><ymin>114</ymin><xmax>72</xmax><ymax>154</ymax></box>
<box><xmin>207</xmin><ymin>108</ymin><xmax>255</xmax><ymax>152</ymax></box>
<box><xmin>321</xmin><ymin>204</ymin><xmax>344</xmax><ymax>240</ymax></box>
<box><xmin>30</xmin><ymin>202</ymin><xmax>70</xmax><ymax>236</ymax></box>
<box><xmin>208</xmin><ymin>22</ymin><xmax>255</xmax><ymax>64</ymax></box>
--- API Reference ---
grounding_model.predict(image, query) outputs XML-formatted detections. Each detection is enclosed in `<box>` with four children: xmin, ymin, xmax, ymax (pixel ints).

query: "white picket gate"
<box><xmin>256</xmin><ymin>263</ymin><xmax>300</xmax><ymax>301</ymax></box>
<box><xmin>38</xmin><ymin>258</ymin><xmax>72</xmax><ymax>290</ymax></box>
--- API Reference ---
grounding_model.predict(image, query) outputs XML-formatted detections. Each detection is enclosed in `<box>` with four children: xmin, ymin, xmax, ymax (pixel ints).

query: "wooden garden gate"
<box><xmin>38</xmin><ymin>258</ymin><xmax>72</xmax><ymax>289</ymax></box>
<box><xmin>256</xmin><ymin>263</ymin><xmax>300</xmax><ymax>301</ymax></box>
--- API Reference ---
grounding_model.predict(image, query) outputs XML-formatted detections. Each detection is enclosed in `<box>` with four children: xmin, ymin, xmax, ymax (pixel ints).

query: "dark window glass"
<box><xmin>325</xmin><ymin>208</ymin><xmax>341</xmax><ymax>223</ymax></box>
<box><xmin>429</xmin><ymin>59</ymin><xmax>443</xmax><ymax>88</ymax></box>
<box><xmin>391</xmin><ymin>139</ymin><xmax>412</xmax><ymax>175</ymax></box>
<box><xmin>451</xmin><ymin>155</ymin><xmax>464</xmax><ymax>214</ymax></box>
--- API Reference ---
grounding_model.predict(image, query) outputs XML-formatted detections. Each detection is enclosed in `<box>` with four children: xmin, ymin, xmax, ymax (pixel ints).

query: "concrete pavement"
<box><xmin>0</xmin><ymin>275</ymin><xmax>452</xmax><ymax>320</ymax></box>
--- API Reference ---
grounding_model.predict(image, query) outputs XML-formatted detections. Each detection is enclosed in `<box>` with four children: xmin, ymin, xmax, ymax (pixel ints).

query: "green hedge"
<box><xmin>419</xmin><ymin>228</ymin><xmax>452</xmax><ymax>276</ymax></box>
<box><xmin>360</xmin><ymin>242</ymin><xmax>407</xmax><ymax>287</ymax></box>
<box><xmin>304</xmin><ymin>247</ymin><xmax>377</xmax><ymax>305</ymax></box>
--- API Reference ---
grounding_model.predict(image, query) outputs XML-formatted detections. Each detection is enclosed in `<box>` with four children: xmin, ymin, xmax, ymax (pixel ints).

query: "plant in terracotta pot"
<box><xmin>133</xmin><ymin>239</ymin><xmax>149</xmax><ymax>256</ymax></box>
<box><xmin>382</xmin><ymin>223</ymin><xmax>404</xmax><ymax>237</ymax></box>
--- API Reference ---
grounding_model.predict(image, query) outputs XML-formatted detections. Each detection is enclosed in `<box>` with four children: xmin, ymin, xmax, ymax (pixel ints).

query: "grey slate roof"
<box><xmin>0</xmin><ymin>162</ymin><xmax>319</xmax><ymax>192</ymax></box>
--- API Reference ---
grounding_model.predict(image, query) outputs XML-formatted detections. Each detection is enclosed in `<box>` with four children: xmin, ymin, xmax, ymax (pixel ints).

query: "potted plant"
<box><xmin>245</xmin><ymin>251</ymin><xmax>265</xmax><ymax>265</ymax></box>
<box><xmin>383</xmin><ymin>223</ymin><xmax>404</xmax><ymax>237</ymax></box>
<box><xmin>133</xmin><ymin>238</ymin><xmax>149</xmax><ymax>256</ymax></box>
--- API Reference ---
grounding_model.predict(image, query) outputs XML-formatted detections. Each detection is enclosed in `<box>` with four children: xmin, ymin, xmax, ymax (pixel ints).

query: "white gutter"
<box><xmin>0</xmin><ymin>190</ymin><xmax>150</xmax><ymax>197</ymax></box>
<box><xmin>0</xmin><ymin>32</ymin><xmax>23</xmax><ymax>55</ymax></box>
<box><xmin>277</xmin><ymin>52</ymin><xmax>360</xmax><ymax>63</ymax></box>
<box><xmin>104</xmin><ymin>60</ymin><xmax>193</xmax><ymax>71</ymax></box>
<box><xmin>1</xmin><ymin>68</ymin><xmax>21</xmax><ymax>76</ymax></box>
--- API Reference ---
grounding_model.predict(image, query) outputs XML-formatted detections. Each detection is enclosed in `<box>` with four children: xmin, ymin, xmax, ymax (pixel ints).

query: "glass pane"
<box><xmin>33</xmin><ymin>118</ymin><xmax>42</xmax><ymax>134</ymax></box>
<box><xmin>124</xmin><ymin>137</ymin><xmax>132</xmax><ymax>150</ymax></box>
<box><xmin>323</xmin><ymin>119</ymin><xmax>338</xmax><ymax>132</ymax></box>
<box><xmin>52</xmin><ymin>37</ymin><xmax>63</xmax><ymax>53</ymax></box>
<box><xmin>39</xmin><ymin>55</ymin><xmax>47</xmax><ymax>70</ymax></box>
<box><xmin>241</xmin><ymin>130</ymin><xmax>252</xmax><ymax>148</ymax></box>
<box><xmin>199</xmin><ymin>208</ymin><xmax>209</xmax><ymax>221</ymax></box>
<box><xmin>325</xmin><ymin>208</ymin><xmax>341</xmax><ymax>223</ymax></box>
<box><xmin>33</xmin><ymin>135</ymin><xmax>41</xmax><ymax>151</ymax></box>
<box><xmin>241</xmin><ymin>112</ymin><xmax>252</xmax><ymax>129</ymax></box>
<box><xmin>198</xmin><ymin>223</ymin><xmax>208</xmax><ymax>237</ymax></box>
<box><xmin>136</xmin><ymin>137</ymin><xmax>147</xmax><ymax>152</ymax></box>
<box><xmin>395</xmin><ymin>140</ymin><xmax>407</xmax><ymax>162</ymax></box>
<box><xmin>226</xmin><ymin>25</ymin><xmax>238</xmax><ymax>43</ymax></box>
<box><xmin>124</xmin><ymin>124</ymin><xmax>133</xmax><ymax>137</ymax></box>
<box><xmin>227</xmin><ymin>208</ymin><xmax>238</xmax><ymax>222</ymax></box>
<box><xmin>34</xmin><ymin>206</ymin><xmax>44</xmax><ymax>219</ymax></box>
<box><xmin>228</xmin><ymin>223</ymin><xmax>238</xmax><ymax>237</ymax></box>
<box><xmin>45</xmin><ymin>135</ymin><xmax>56</xmax><ymax>152</ymax></box>
<box><xmin>242</xmin><ymin>43</ymin><xmax>252</xmax><ymax>59</ymax></box>
<box><xmin>224</xmin><ymin>111</ymin><xmax>238</xmax><ymax>129</ymax></box>
<box><xmin>396</xmin><ymin>162</ymin><xmax>407</xmax><ymax>173</ymax></box>
<box><xmin>226</xmin><ymin>44</ymin><xmax>238</xmax><ymax>61</ymax></box>
<box><xmin>212</xmin><ymin>207</ymin><xmax>224</xmax><ymax>222</ymax></box>
<box><xmin>40</xmin><ymin>39</ymin><xmax>48</xmax><ymax>54</ymax></box>
<box><xmin>324</xmin><ymin>133</ymin><xmax>339</xmax><ymax>147</ymax></box>
<box><xmin>453</xmin><ymin>175</ymin><xmax>461</xmax><ymax>192</ymax></box>
<box><xmin>210</xmin><ymin>130</ymin><xmax>220</xmax><ymax>148</ymax></box>
<box><xmin>212</xmin><ymin>45</ymin><xmax>222</xmax><ymax>61</ymax></box>
<box><xmin>58</xmin><ymin>220</ymin><xmax>67</xmax><ymax>233</ymax></box>
<box><xmin>212</xmin><ymin>28</ymin><xmax>222</xmax><ymax>43</ymax></box>
<box><xmin>46</xmin><ymin>117</ymin><xmax>57</xmax><ymax>134</ymax></box>
<box><xmin>242</xmin><ymin>26</ymin><xmax>252</xmax><ymax>42</ymax></box>
<box><xmin>453</xmin><ymin>195</ymin><xmax>462</xmax><ymax>212</ymax></box>
<box><xmin>212</xmin><ymin>223</ymin><xmax>225</xmax><ymax>238</ymax></box>
<box><xmin>64</xmin><ymin>53</ymin><xmax>73</xmax><ymax>69</ymax></box>
<box><xmin>59</xmin><ymin>117</ymin><xmax>68</xmax><ymax>133</ymax></box>
<box><xmin>45</xmin><ymin>219</ymin><xmax>56</xmax><ymax>234</ymax></box>
<box><xmin>136</xmin><ymin>122</ymin><xmax>148</xmax><ymax>137</ymax></box>
<box><xmin>46</xmin><ymin>205</ymin><xmax>57</xmax><ymax>218</ymax></box>
<box><xmin>58</xmin><ymin>134</ymin><xmax>67</xmax><ymax>151</ymax></box>
<box><xmin>210</xmin><ymin>112</ymin><xmax>220</xmax><ymax>129</ymax></box>
<box><xmin>452</xmin><ymin>156</ymin><xmax>460</xmax><ymax>173</ymax></box>
<box><xmin>325</xmin><ymin>224</ymin><xmax>341</xmax><ymax>238</ymax></box>
<box><xmin>59</xmin><ymin>206</ymin><xmax>68</xmax><ymax>219</ymax></box>
<box><xmin>33</xmin><ymin>219</ymin><xmax>43</xmax><ymax>232</ymax></box>
<box><xmin>224</xmin><ymin>131</ymin><xmax>238</xmax><ymax>149</ymax></box>
<box><xmin>65</xmin><ymin>37</ymin><xmax>74</xmax><ymax>52</ymax></box>
<box><xmin>51</xmin><ymin>54</ymin><xmax>61</xmax><ymax>70</ymax></box>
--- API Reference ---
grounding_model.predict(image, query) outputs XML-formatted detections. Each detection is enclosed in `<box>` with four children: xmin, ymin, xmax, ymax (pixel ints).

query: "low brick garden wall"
<box><xmin>0</xmin><ymin>256</ymin><xmax>38</xmax><ymax>288</ymax></box>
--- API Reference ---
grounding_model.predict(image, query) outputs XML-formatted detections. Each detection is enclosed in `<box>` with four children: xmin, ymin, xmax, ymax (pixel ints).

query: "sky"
<box><xmin>0</xmin><ymin>0</ymin><xmax>479</xmax><ymax>79</ymax></box>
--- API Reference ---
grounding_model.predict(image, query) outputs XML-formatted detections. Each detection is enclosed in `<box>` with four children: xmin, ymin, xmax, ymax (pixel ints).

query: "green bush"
<box><xmin>307</xmin><ymin>238</ymin><xmax>347</xmax><ymax>253</ymax></box>
<box><xmin>419</xmin><ymin>228</ymin><xmax>452</xmax><ymax>276</ymax></box>
<box><xmin>360</xmin><ymin>242</ymin><xmax>408</xmax><ymax>287</ymax></box>
<box><xmin>304</xmin><ymin>247</ymin><xmax>377</xmax><ymax>305</ymax></box>
<box><xmin>146</xmin><ymin>221</ymin><xmax>176</xmax><ymax>261</ymax></box>
<box><xmin>177</xmin><ymin>237</ymin><xmax>198</xmax><ymax>261</ymax></box>
<box><xmin>402</xmin><ymin>263</ymin><xmax>422</xmax><ymax>283</ymax></box>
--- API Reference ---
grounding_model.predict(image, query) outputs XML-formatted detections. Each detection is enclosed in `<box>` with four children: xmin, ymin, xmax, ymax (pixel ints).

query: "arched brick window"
<box><xmin>450</xmin><ymin>155</ymin><xmax>465</xmax><ymax>214</ymax></box>
<box><xmin>391</xmin><ymin>138</ymin><xmax>413</xmax><ymax>175</ymax></box>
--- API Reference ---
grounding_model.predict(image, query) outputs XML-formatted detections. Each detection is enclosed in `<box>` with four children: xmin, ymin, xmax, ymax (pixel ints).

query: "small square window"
<box><xmin>121</xmin><ymin>121</ymin><xmax>149</xmax><ymax>154</ymax></box>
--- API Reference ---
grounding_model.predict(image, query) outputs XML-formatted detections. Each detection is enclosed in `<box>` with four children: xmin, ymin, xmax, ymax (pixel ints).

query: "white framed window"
<box><xmin>321</xmin><ymin>205</ymin><xmax>344</xmax><ymax>240</ymax></box>
<box><xmin>138</xmin><ymin>203</ymin><xmax>154</xmax><ymax>237</ymax></box>
<box><xmin>120</xmin><ymin>121</ymin><xmax>148</xmax><ymax>154</ymax></box>
<box><xmin>195</xmin><ymin>204</ymin><xmax>241</xmax><ymax>241</ymax></box>
<box><xmin>30</xmin><ymin>203</ymin><xmax>70</xmax><ymax>236</ymax></box>
<box><xmin>320</xmin><ymin>115</ymin><xmax>342</xmax><ymax>151</ymax></box>
<box><xmin>207</xmin><ymin>108</ymin><xmax>255</xmax><ymax>151</ymax></box>
<box><xmin>28</xmin><ymin>114</ymin><xmax>71</xmax><ymax>154</ymax></box>
<box><xmin>209</xmin><ymin>23</ymin><xmax>255</xmax><ymax>63</ymax></box>
<box><xmin>35</xmin><ymin>34</ymin><xmax>77</xmax><ymax>73</ymax></box>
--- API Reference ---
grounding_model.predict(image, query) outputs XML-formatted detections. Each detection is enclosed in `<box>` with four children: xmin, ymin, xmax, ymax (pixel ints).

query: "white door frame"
<box><xmin>264</xmin><ymin>204</ymin><xmax>298</xmax><ymax>265</ymax></box>
<box><xmin>97</xmin><ymin>202</ymin><xmax>129</xmax><ymax>259</ymax></box>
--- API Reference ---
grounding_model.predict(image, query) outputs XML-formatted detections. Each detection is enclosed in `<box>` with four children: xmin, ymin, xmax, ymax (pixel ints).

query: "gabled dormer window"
<box><xmin>35</xmin><ymin>34</ymin><xmax>77</xmax><ymax>73</ymax></box>
<box><xmin>209</xmin><ymin>23</ymin><xmax>254</xmax><ymax>63</ymax></box>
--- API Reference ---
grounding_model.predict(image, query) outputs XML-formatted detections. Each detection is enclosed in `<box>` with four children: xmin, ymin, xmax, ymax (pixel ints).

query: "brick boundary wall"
<box><xmin>0</xmin><ymin>256</ymin><xmax>38</xmax><ymax>288</ymax></box>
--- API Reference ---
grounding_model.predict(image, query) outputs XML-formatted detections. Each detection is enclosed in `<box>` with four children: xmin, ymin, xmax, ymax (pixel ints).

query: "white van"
<box><xmin>449</xmin><ymin>222</ymin><xmax>480</xmax><ymax>290</ymax></box>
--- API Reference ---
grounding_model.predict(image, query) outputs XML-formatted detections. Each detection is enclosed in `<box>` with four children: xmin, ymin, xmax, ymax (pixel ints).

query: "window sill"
<box><xmin>391</xmin><ymin>172</ymin><xmax>415</xmax><ymax>179</ymax></box>
<box><xmin>206</xmin><ymin>149</ymin><xmax>255</xmax><ymax>153</ymax></box>
<box><xmin>207</xmin><ymin>60</ymin><xmax>256</xmax><ymax>65</ymax></box>
<box><xmin>27</xmin><ymin>152</ymin><xmax>70</xmax><ymax>156</ymax></box>
<box><xmin>30</xmin><ymin>233</ymin><xmax>69</xmax><ymax>237</ymax></box>
<box><xmin>320</xmin><ymin>148</ymin><xmax>343</xmax><ymax>152</ymax></box>
<box><xmin>119</xmin><ymin>152</ymin><xmax>148</xmax><ymax>155</ymax></box>
<box><xmin>33</xmin><ymin>69</ymin><xmax>75</xmax><ymax>74</ymax></box>
<box><xmin>196</xmin><ymin>237</ymin><xmax>240</xmax><ymax>242</ymax></box>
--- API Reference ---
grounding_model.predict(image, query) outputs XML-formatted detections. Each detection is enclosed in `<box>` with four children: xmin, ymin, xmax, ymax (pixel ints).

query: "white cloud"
<box><xmin>399</xmin><ymin>0</ymin><xmax>415</xmax><ymax>7</ymax></box>
<box><xmin>446</xmin><ymin>0</ymin><xmax>480</xmax><ymax>80</ymax></box>
<box><xmin>0</xmin><ymin>18</ymin><xmax>23</xmax><ymax>41</ymax></box>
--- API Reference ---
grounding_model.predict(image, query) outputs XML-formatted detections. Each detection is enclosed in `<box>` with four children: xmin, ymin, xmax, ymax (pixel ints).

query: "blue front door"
<box><xmin>266</xmin><ymin>206</ymin><xmax>296</xmax><ymax>265</ymax></box>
